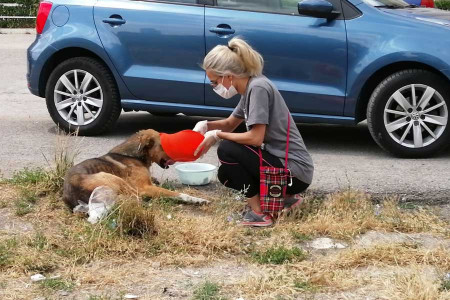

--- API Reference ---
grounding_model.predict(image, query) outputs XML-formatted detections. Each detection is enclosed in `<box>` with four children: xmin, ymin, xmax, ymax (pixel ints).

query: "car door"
<box><xmin>205</xmin><ymin>0</ymin><xmax>348</xmax><ymax>116</ymax></box>
<box><xmin>94</xmin><ymin>0</ymin><xmax>205</xmax><ymax>105</ymax></box>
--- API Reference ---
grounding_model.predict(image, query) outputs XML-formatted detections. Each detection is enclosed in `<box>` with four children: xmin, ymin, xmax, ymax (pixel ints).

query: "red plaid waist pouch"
<box><xmin>259</xmin><ymin>165</ymin><xmax>290</xmax><ymax>213</ymax></box>
<box><xmin>259</xmin><ymin>117</ymin><xmax>292</xmax><ymax>214</ymax></box>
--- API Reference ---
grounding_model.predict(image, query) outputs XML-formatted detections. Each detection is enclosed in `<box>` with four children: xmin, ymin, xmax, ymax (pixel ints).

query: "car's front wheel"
<box><xmin>45</xmin><ymin>57</ymin><xmax>121</xmax><ymax>135</ymax></box>
<box><xmin>367</xmin><ymin>69</ymin><xmax>450</xmax><ymax>158</ymax></box>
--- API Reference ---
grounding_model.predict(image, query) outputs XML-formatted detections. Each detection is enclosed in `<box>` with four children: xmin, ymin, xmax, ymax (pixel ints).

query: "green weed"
<box><xmin>14</xmin><ymin>188</ymin><xmax>38</xmax><ymax>216</ymax></box>
<box><xmin>291</xmin><ymin>231</ymin><xmax>312</xmax><ymax>243</ymax></box>
<box><xmin>294</xmin><ymin>280</ymin><xmax>318</xmax><ymax>292</ymax></box>
<box><xmin>192</xmin><ymin>281</ymin><xmax>227</xmax><ymax>300</ymax></box>
<box><xmin>0</xmin><ymin>239</ymin><xmax>18</xmax><ymax>268</ymax></box>
<box><xmin>251</xmin><ymin>246</ymin><xmax>306</xmax><ymax>265</ymax></box>
<box><xmin>39</xmin><ymin>278</ymin><xmax>74</xmax><ymax>291</ymax></box>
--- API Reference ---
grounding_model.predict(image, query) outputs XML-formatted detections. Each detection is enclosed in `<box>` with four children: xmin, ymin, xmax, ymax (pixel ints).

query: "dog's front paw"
<box><xmin>178</xmin><ymin>193</ymin><xmax>209</xmax><ymax>205</ymax></box>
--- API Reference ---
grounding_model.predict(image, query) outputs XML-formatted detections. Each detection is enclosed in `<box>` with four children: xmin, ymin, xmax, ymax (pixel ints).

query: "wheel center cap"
<box><xmin>411</xmin><ymin>111</ymin><xmax>420</xmax><ymax>120</ymax></box>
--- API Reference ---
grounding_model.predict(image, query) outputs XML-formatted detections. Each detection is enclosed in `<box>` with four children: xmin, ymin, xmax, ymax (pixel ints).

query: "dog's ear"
<box><xmin>110</xmin><ymin>130</ymin><xmax>156</xmax><ymax>158</ymax></box>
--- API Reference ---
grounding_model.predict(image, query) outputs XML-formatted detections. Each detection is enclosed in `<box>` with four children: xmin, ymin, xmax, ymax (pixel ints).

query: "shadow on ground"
<box><xmin>54</xmin><ymin>112</ymin><xmax>450</xmax><ymax>158</ymax></box>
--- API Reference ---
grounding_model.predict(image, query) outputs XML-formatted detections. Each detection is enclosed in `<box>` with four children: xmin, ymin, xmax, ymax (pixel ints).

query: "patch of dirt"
<box><xmin>354</xmin><ymin>230</ymin><xmax>450</xmax><ymax>250</ymax></box>
<box><xmin>0</xmin><ymin>184</ymin><xmax>18</xmax><ymax>203</ymax></box>
<box><xmin>431</xmin><ymin>203</ymin><xmax>450</xmax><ymax>223</ymax></box>
<box><xmin>0</xmin><ymin>209</ymin><xmax>33</xmax><ymax>235</ymax></box>
<box><xmin>1</xmin><ymin>260</ymin><xmax>260</xmax><ymax>300</ymax></box>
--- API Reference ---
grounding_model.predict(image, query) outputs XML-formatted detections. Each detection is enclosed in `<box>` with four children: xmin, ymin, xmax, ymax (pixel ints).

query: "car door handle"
<box><xmin>209</xmin><ymin>27</ymin><xmax>235</xmax><ymax>35</ymax></box>
<box><xmin>103</xmin><ymin>15</ymin><xmax>126</xmax><ymax>26</ymax></box>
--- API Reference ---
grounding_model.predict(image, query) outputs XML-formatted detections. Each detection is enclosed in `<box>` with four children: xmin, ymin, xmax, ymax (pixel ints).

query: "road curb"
<box><xmin>0</xmin><ymin>28</ymin><xmax>35</xmax><ymax>34</ymax></box>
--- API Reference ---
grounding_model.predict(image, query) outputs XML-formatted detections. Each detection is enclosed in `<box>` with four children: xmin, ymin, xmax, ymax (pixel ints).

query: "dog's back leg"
<box><xmin>80</xmin><ymin>172</ymin><xmax>135</xmax><ymax>195</ymax></box>
<box><xmin>139</xmin><ymin>185</ymin><xmax>209</xmax><ymax>205</ymax></box>
<box><xmin>64</xmin><ymin>172</ymin><xmax>136</xmax><ymax>210</ymax></box>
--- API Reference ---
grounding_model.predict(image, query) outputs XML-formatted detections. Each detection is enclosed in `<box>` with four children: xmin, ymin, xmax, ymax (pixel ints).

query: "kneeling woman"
<box><xmin>193</xmin><ymin>38</ymin><xmax>314</xmax><ymax>227</ymax></box>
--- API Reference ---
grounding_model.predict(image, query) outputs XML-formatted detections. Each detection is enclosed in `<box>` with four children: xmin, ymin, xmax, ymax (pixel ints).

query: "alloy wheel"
<box><xmin>53</xmin><ymin>69</ymin><xmax>104</xmax><ymax>126</ymax></box>
<box><xmin>383</xmin><ymin>84</ymin><xmax>448</xmax><ymax>148</ymax></box>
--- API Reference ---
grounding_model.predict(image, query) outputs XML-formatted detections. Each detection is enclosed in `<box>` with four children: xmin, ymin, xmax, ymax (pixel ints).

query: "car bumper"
<box><xmin>27</xmin><ymin>35</ymin><xmax>58</xmax><ymax>98</ymax></box>
<box><xmin>26</xmin><ymin>71</ymin><xmax>39</xmax><ymax>96</ymax></box>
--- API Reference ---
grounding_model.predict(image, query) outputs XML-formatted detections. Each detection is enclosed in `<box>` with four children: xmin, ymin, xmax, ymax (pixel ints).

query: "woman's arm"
<box><xmin>218</xmin><ymin>124</ymin><xmax>266</xmax><ymax>147</ymax></box>
<box><xmin>207</xmin><ymin>115</ymin><xmax>243</xmax><ymax>132</ymax></box>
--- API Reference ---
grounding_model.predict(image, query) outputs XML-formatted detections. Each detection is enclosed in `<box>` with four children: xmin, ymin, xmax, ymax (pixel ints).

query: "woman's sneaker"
<box><xmin>283</xmin><ymin>194</ymin><xmax>303</xmax><ymax>213</ymax></box>
<box><xmin>241</xmin><ymin>210</ymin><xmax>273</xmax><ymax>227</ymax></box>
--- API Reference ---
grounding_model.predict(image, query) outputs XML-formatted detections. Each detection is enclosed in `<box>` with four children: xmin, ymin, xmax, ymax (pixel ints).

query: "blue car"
<box><xmin>27</xmin><ymin>0</ymin><xmax>450</xmax><ymax>158</ymax></box>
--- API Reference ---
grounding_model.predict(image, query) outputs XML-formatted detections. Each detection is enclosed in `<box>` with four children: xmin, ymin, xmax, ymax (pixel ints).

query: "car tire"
<box><xmin>45</xmin><ymin>57</ymin><xmax>121</xmax><ymax>135</ymax></box>
<box><xmin>367</xmin><ymin>69</ymin><xmax>450</xmax><ymax>158</ymax></box>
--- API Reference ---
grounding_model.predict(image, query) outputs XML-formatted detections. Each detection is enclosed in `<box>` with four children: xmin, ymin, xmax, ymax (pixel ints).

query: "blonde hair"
<box><xmin>202</xmin><ymin>37</ymin><xmax>264</xmax><ymax>77</ymax></box>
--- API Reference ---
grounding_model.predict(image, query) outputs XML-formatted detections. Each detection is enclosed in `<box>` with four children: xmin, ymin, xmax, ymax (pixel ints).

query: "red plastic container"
<box><xmin>160</xmin><ymin>130</ymin><xmax>205</xmax><ymax>162</ymax></box>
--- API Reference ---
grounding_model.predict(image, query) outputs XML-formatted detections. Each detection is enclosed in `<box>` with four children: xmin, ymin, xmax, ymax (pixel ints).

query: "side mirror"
<box><xmin>298</xmin><ymin>0</ymin><xmax>340</xmax><ymax>19</ymax></box>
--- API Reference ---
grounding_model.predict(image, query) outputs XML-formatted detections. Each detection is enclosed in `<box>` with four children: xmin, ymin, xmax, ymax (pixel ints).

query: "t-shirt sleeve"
<box><xmin>247</xmin><ymin>86</ymin><xmax>270</xmax><ymax>127</ymax></box>
<box><xmin>231</xmin><ymin>97</ymin><xmax>245</xmax><ymax>119</ymax></box>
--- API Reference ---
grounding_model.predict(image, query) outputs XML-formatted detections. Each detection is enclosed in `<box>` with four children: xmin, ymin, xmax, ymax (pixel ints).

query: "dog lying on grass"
<box><xmin>63</xmin><ymin>129</ymin><xmax>208</xmax><ymax>210</ymax></box>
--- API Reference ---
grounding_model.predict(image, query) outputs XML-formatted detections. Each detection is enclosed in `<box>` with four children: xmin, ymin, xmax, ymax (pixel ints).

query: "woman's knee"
<box><xmin>217</xmin><ymin>165</ymin><xmax>229</xmax><ymax>185</ymax></box>
<box><xmin>217</xmin><ymin>140</ymin><xmax>241</xmax><ymax>161</ymax></box>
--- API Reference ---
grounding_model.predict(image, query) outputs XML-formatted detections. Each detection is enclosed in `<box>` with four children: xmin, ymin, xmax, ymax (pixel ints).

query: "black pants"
<box><xmin>217</xmin><ymin>140</ymin><xmax>309</xmax><ymax>198</ymax></box>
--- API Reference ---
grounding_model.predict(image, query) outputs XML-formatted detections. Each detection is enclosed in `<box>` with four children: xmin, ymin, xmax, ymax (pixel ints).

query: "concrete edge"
<box><xmin>0</xmin><ymin>28</ymin><xmax>35</xmax><ymax>34</ymax></box>
<box><xmin>307</xmin><ymin>189</ymin><xmax>450</xmax><ymax>205</ymax></box>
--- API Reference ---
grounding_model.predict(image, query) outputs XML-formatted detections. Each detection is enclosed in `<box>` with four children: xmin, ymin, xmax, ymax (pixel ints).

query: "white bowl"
<box><xmin>175</xmin><ymin>163</ymin><xmax>216</xmax><ymax>186</ymax></box>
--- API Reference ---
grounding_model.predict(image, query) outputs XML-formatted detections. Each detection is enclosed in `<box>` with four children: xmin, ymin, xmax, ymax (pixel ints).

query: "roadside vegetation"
<box><xmin>0</xmin><ymin>0</ymin><xmax>38</xmax><ymax>28</ymax></box>
<box><xmin>0</xmin><ymin>133</ymin><xmax>449</xmax><ymax>299</ymax></box>
<box><xmin>436</xmin><ymin>0</ymin><xmax>450</xmax><ymax>10</ymax></box>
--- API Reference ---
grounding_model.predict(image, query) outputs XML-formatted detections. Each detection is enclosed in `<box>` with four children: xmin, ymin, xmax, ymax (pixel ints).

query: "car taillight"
<box><xmin>36</xmin><ymin>1</ymin><xmax>53</xmax><ymax>34</ymax></box>
<box><xmin>421</xmin><ymin>0</ymin><xmax>434</xmax><ymax>7</ymax></box>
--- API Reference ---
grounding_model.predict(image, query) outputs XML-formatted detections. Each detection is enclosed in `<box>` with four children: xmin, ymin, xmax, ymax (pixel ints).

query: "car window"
<box><xmin>161</xmin><ymin>0</ymin><xmax>198</xmax><ymax>4</ymax></box>
<box><xmin>216</xmin><ymin>0</ymin><xmax>301</xmax><ymax>15</ymax></box>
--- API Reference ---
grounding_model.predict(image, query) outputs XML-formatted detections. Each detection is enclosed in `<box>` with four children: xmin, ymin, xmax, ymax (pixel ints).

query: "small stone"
<box><xmin>30</xmin><ymin>274</ymin><xmax>46</xmax><ymax>282</ymax></box>
<box><xmin>124</xmin><ymin>294</ymin><xmax>139</xmax><ymax>299</ymax></box>
<box><xmin>152</xmin><ymin>261</ymin><xmax>161</xmax><ymax>268</ymax></box>
<box><xmin>59</xmin><ymin>291</ymin><xmax>69</xmax><ymax>296</ymax></box>
<box><xmin>309</xmin><ymin>238</ymin><xmax>347</xmax><ymax>249</ymax></box>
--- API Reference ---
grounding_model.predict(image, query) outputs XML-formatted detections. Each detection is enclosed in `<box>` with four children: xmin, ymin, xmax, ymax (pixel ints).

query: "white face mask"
<box><xmin>213</xmin><ymin>77</ymin><xmax>238</xmax><ymax>99</ymax></box>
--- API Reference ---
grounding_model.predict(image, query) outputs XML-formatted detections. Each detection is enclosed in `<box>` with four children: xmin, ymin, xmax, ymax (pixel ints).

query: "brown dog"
<box><xmin>63</xmin><ymin>129</ymin><xmax>208</xmax><ymax>210</ymax></box>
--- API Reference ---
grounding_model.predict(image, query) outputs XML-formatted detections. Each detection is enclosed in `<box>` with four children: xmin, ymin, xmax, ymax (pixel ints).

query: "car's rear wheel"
<box><xmin>45</xmin><ymin>57</ymin><xmax>121</xmax><ymax>135</ymax></box>
<box><xmin>367</xmin><ymin>69</ymin><xmax>450</xmax><ymax>157</ymax></box>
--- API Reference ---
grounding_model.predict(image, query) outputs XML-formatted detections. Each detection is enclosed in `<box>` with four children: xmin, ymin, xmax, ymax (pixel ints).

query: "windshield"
<box><xmin>364</xmin><ymin>0</ymin><xmax>411</xmax><ymax>7</ymax></box>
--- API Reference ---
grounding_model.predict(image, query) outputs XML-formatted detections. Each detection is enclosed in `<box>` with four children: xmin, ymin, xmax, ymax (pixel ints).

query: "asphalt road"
<box><xmin>1</xmin><ymin>32</ymin><xmax>449</xmax><ymax>202</ymax></box>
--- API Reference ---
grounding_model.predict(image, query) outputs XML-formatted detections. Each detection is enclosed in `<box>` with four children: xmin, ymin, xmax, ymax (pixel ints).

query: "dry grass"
<box><xmin>230</xmin><ymin>190</ymin><xmax>450</xmax><ymax>299</ymax></box>
<box><xmin>103</xmin><ymin>197</ymin><xmax>157</xmax><ymax>238</ymax></box>
<box><xmin>0</xmin><ymin>135</ymin><xmax>449</xmax><ymax>299</ymax></box>
<box><xmin>2</xmin><ymin>185</ymin><xmax>448</xmax><ymax>299</ymax></box>
<box><xmin>277</xmin><ymin>190</ymin><xmax>449</xmax><ymax>241</ymax></box>
<box><xmin>236</xmin><ymin>243</ymin><xmax>450</xmax><ymax>299</ymax></box>
<box><xmin>381</xmin><ymin>266</ymin><xmax>450</xmax><ymax>300</ymax></box>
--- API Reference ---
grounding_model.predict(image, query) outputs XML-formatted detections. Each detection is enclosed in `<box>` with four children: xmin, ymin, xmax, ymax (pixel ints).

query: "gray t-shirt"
<box><xmin>232</xmin><ymin>75</ymin><xmax>314</xmax><ymax>184</ymax></box>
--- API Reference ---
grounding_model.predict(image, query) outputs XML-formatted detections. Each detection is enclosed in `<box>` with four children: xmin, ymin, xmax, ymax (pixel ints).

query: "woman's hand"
<box><xmin>193</xmin><ymin>120</ymin><xmax>208</xmax><ymax>135</ymax></box>
<box><xmin>194</xmin><ymin>130</ymin><xmax>222</xmax><ymax>157</ymax></box>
